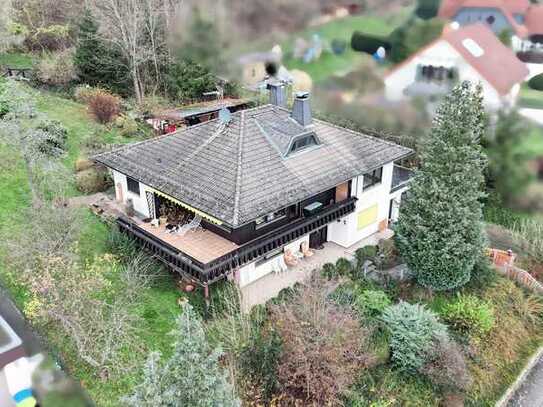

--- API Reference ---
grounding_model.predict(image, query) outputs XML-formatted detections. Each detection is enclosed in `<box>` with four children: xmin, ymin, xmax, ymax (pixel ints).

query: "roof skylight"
<box><xmin>462</xmin><ymin>38</ymin><xmax>484</xmax><ymax>57</ymax></box>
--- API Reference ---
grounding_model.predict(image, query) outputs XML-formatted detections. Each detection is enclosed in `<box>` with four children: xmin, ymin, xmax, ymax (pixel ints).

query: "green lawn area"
<box><xmin>282</xmin><ymin>10</ymin><xmax>412</xmax><ymax>83</ymax></box>
<box><xmin>0</xmin><ymin>79</ymin><xmax>181</xmax><ymax>406</ymax></box>
<box><xmin>519</xmin><ymin>83</ymin><xmax>543</xmax><ymax>110</ymax></box>
<box><xmin>0</xmin><ymin>52</ymin><xmax>35</xmax><ymax>69</ymax></box>
<box><xmin>521</xmin><ymin>125</ymin><xmax>543</xmax><ymax>159</ymax></box>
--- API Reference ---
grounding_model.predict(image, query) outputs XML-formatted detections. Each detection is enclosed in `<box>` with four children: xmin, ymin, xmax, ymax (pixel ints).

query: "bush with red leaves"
<box><xmin>269</xmin><ymin>278</ymin><xmax>375</xmax><ymax>405</ymax></box>
<box><xmin>88</xmin><ymin>90</ymin><xmax>120</xmax><ymax>124</ymax></box>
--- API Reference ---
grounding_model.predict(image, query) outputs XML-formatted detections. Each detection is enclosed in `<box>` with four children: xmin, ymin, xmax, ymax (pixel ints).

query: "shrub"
<box><xmin>76</xmin><ymin>168</ymin><xmax>109</xmax><ymax>194</ymax></box>
<box><xmin>528</xmin><ymin>73</ymin><xmax>543</xmax><ymax>91</ymax></box>
<box><xmin>381</xmin><ymin>301</ymin><xmax>447</xmax><ymax>372</ymax></box>
<box><xmin>376</xmin><ymin>239</ymin><xmax>398</xmax><ymax>269</ymax></box>
<box><xmin>88</xmin><ymin>90</ymin><xmax>121</xmax><ymax>124</ymax></box>
<box><xmin>351</xmin><ymin>31</ymin><xmax>390</xmax><ymax>55</ymax></box>
<box><xmin>239</xmin><ymin>325</ymin><xmax>282</xmax><ymax>401</ymax></box>
<box><xmin>419</xmin><ymin>336</ymin><xmax>472</xmax><ymax>392</ymax></box>
<box><xmin>35</xmin><ymin>119</ymin><xmax>68</xmax><ymax>151</ymax></box>
<box><xmin>331</xmin><ymin>38</ymin><xmax>347</xmax><ymax>55</ymax></box>
<box><xmin>354</xmin><ymin>245</ymin><xmax>378</xmax><ymax>272</ymax></box>
<box><xmin>355</xmin><ymin>289</ymin><xmax>391</xmax><ymax>318</ymax></box>
<box><xmin>74</xmin><ymin>85</ymin><xmax>104</xmax><ymax>104</ymax></box>
<box><xmin>75</xmin><ymin>157</ymin><xmax>94</xmax><ymax>172</ymax></box>
<box><xmin>35</xmin><ymin>49</ymin><xmax>77</xmax><ymax>86</ymax></box>
<box><xmin>439</xmin><ymin>294</ymin><xmax>495</xmax><ymax>338</ymax></box>
<box><xmin>114</xmin><ymin>114</ymin><xmax>139</xmax><ymax>138</ymax></box>
<box><xmin>336</xmin><ymin>257</ymin><xmax>353</xmax><ymax>276</ymax></box>
<box><xmin>270</xmin><ymin>278</ymin><xmax>375</xmax><ymax>405</ymax></box>
<box><xmin>321</xmin><ymin>262</ymin><xmax>338</xmax><ymax>280</ymax></box>
<box><xmin>125</xmin><ymin>302</ymin><xmax>240</xmax><ymax>406</ymax></box>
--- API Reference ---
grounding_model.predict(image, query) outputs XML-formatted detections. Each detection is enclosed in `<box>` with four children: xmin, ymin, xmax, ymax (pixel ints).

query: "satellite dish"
<box><xmin>218</xmin><ymin>107</ymin><xmax>232</xmax><ymax>124</ymax></box>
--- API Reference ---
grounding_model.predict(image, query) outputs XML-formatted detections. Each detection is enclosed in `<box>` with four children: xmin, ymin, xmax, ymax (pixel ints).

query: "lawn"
<box><xmin>519</xmin><ymin>83</ymin><xmax>543</xmax><ymax>110</ymax></box>
<box><xmin>282</xmin><ymin>10</ymin><xmax>412</xmax><ymax>83</ymax></box>
<box><xmin>0</xmin><ymin>51</ymin><xmax>35</xmax><ymax>69</ymax></box>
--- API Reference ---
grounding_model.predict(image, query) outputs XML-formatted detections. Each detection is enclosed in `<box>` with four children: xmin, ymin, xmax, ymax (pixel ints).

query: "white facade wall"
<box><xmin>328</xmin><ymin>162</ymin><xmax>395</xmax><ymax>248</ymax></box>
<box><xmin>237</xmin><ymin>235</ymin><xmax>309</xmax><ymax>288</ymax></box>
<box><xmin>239</xmin><ymin>162</ymin><xmax>404</xmax><ymax>286</ymax></box>
<box><xmin>112</xmin><ymin>169</ymin><xmax>153</xmax><ymax>218</ymax></box>
<box><xmin>384</xmin><ymin>40</ymin><xmax>517</xmax><ymax>110</ymax></box>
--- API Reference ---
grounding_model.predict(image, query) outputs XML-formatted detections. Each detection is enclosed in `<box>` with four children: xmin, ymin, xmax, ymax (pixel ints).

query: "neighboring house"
<box><xmin>384</xmin><ymin>23</ymin><xmax>529</xmax><ymax>110</ymax></box>
<box><xmin>438</xmin><ymin>0</ymin><xmax>543</xmax><ymax>51</ymax></box>
<box><xmin>146</xmin><ymin>98</ymin><xmax>251</xmax><ymax>135</ymax></box>
<box><xmin>238</xmin><ymin>49</ymin><xmax>293</xmax><ymax>89</ymax></box>
<box><xmin>93</xmin><ymin>84</ymin><xmax>413</xmax><ymax>307</ymax></box>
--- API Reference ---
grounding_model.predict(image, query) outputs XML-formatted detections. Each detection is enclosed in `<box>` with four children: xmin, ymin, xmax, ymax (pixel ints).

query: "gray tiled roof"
<box><xmin>94</xmin><ymin>105</ymin><xmax>412</xmax><ymax>227</ymax></box>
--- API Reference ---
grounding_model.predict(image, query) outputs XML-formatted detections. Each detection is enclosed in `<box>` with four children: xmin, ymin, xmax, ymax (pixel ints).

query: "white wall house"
<box><xmin>384</xmin><ymin>23</ymin><xmax>528</xmax><ymax>111</ymax></box>
<box><xmin>237</xmin><ymin>162</ymin><xmax>410</xmax><ymax>287</ymax></box>
<box><xmin>112</xmin><ymin>170</ymin><xmax>154</xmax><ymax>219</ymax></box>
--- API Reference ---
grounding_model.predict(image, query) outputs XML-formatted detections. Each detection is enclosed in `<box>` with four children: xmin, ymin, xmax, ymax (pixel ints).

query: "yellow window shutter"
<box><xmin>357</xmin><ymin>204</ymin><xmax>378</xmax><ymax>230</ymax></box>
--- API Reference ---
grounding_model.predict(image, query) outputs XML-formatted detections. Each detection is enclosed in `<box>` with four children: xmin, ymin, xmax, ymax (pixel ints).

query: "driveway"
<box><xmin>519</xmin><ymin>108</ymin><xmax>543</xmax><ymax>126</ymax></box>
<box><xmin>507</xmin><ymin>352</ymin><xmax>543</xmax><ymax>407</ymax></box>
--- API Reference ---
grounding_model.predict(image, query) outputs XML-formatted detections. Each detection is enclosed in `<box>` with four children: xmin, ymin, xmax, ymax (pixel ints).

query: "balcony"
<box><xmin>117</xmin><ymin>196</ymin><xmax>358</xmax><ymax>285</ymax></box>
<box><xmin>391</xmin><ymin>165</ymin><xmax>414</xmax><ymax>193</ymax></box>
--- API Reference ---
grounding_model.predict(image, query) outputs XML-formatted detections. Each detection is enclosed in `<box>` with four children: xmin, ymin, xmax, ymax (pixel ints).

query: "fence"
<box><xmin>486</xmin><ymin>248</ymin><xmax>543</xmax><ymax>295</ymax></box>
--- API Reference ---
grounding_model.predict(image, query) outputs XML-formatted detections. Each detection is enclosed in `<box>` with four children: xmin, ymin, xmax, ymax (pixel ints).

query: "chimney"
<box><xmin>268</xmin><ymin>82</ymin><xmax>287</xmax><ymax>108</ymax></box>
<box><xmin>292</xmin><ymin>92</ymin><xmax>312</xmax><ymax>127</ymax></box>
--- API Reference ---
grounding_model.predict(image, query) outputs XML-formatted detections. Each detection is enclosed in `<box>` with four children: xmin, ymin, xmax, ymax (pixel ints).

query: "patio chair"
<box><xmin>301</xmin><ymin>241</ymin><xmax>314</xmax><ymax>258</ymax></box>
<box><xmin>176</xmin><ymin>214</ymin><xmax>202</xmax><ymax>236</ymax></box>
<box><xmin>284</xmin><ymin>248</ymin><xmax>298</xmax><ymax>267</ymax></box>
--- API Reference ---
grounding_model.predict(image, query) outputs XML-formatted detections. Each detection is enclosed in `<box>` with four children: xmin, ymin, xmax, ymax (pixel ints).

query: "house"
<box><xmin>238</xmin><ymin>49</ymin><xmax>293</xmax><ymax>89</ymax></box>
<box><xmin>438</xmin><ymin>0</ymin><xmax>543</xmax><ymax>51</ymax></box>
<box><xmin>384</xmin><ymin>23</ymin><xmax>529</xmax><ymax>110</ymax></box>
<box><xmin>93</xmin><ymin>85</ymin><xmax>413</xmax><ymax>307</ymax></box>
<box><xmin>146</xmin><ymin>98</ymin><xmax>251</xmax><ymax>135</ymax></box>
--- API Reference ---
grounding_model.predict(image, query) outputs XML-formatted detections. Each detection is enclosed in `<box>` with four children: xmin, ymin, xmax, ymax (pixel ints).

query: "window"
<box><xmin>363</xmin><ymin>167</ymin><xmax>383</xmax><ymax>190</ymax></box>
<box><xmin>255</xmin><ymin>249</ymin><xmax>282</xmax><ymax>267</ymax></box>
<box><xmin>288</xmin><ymin>135</ymin><xmax>318</xmax><ymax>155</ymax></box>
<box><xmin>486</xmin><ymin>15</ymin><xmax>495</xmax><ymax>25</ymax></box>
<box><xmin>255</xmin><ymin>208</ymin><xmax>287</xmax><ymax>229</ymax></box>
<box><xmin>127</xmin><ymin>176</ymin><xmax>140</xmax><ymax>195</ymax></box>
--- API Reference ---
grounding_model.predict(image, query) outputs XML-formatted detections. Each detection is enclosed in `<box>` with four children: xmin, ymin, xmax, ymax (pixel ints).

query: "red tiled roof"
<box><xmin>438</xmin><ymin>0</ymin><xmax>528</xmax><ymax>37</ymax></box>
<box><xmin>526</xmin><ymin>5</ymin><xmax>543</xmax><ymax>36</ymax></box>
<box><xmin>443</xmin><ymin>23</ymin><xmax>528</xmax><ymax>94</ymax></box>
<box><xmin>386</xmin><ymin>23</ymin><xmax>528</xmax><ymax>95</ymax></box>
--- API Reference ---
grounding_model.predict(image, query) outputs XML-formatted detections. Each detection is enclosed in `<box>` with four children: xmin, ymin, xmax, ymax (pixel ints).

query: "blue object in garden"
<box><xmin>373</xmin><ymin>46</ymin><xmax>387</xmax><ymax>63</ymax></box>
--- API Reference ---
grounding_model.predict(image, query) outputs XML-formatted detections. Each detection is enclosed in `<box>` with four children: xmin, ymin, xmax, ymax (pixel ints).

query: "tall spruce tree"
<box><xmin>74</xmin><ymin>10</ymin><xmax>128</xmax><ymax>93</ymax></box>
<box><xmin>395</xmin><ymin>82</ymin><xmax>488</xmax><ymax>291</ymax></box>
<box><xmin>124</xmin><ymin>302</ymin><xmax>240</xmax><ymax>406</ymax></box>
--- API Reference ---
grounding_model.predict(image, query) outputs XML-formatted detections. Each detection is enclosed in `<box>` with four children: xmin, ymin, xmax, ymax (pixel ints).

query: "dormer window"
<box><xmin>288</xmin><ymin>134</ymin><xmax>319</xmax><ymax>155</ymax></box>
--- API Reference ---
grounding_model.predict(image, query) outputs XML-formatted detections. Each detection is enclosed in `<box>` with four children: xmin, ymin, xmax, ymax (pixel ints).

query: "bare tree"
<box><xmin>90</xmin><ymin>0</ymin><xmax>181</xmax><ymax>103</ymax></box>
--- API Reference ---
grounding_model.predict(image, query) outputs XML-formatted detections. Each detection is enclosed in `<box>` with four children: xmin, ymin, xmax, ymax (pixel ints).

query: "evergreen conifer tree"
<box><xmin>74</xmin><ymin>10</ymin><xmax>128</xmax><ymax>92</ymax></box>
<box><xmin>395</xmin><ymin>82</ymin><xmax>488</xmax><ymax>291</ymax></box>
<box><xmin>124</xmin><ymin>302</ymin><xmax>240</xmax><ymax>406</ymax></box>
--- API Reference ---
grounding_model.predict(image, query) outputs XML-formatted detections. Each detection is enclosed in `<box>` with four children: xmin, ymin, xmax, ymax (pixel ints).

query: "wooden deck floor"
<box><xmin>137</xmin><ymin>222</ymin><xmax>239</xmax><ymax>264</ymax></box>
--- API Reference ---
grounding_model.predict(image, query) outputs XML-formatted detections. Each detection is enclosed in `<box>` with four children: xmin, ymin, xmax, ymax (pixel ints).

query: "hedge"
<box><xmin>528</xmin><ymin>73</ymin><xmax>543</xmax><ymax>91</ymax></box>
<box><xmin>351</xmin><ymin>31</ymin><xmax>391</xmax><ymax>55</ymax></box>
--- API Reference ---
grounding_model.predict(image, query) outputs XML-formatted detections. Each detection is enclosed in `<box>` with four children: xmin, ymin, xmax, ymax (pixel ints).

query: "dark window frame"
<box><xmin>127</xmin><ymin>176</ymin><xmax>141</xmax><ymax>195</ymax></box>
<box><xmin>289</xmin><ymin>135</ymin><xmax>318</xmax><ymax>155</ymax></box>
<box><xmin>363</xmin><ymin>167</ymin><xmax>383</xmax><ymax>190</ymax></box>
<box><xmin>255</xmin><ymin>207</ymin><xmax>287</xmax><ymax>230</ymax></box>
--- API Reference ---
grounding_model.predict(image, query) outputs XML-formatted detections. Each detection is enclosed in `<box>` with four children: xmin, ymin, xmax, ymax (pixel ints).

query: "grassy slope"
<box><xmin>0</xmin><ymin>52</ymin><xmax>35</xmax><ymax>69</ymax></box>
<box><xmin>0</xmin><ymin>80</ymin><xmax>181</xmax><ymax>406</ymax></box>
<box><xmin>282</xmin><ymin>9</ymin><xmax>412</xmax><ymax>83</ymax></box>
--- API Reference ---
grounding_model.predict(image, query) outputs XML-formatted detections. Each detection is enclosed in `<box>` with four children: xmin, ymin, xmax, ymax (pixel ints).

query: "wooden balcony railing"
<box><xmin>117</xmin><ymin>196</ymin><xmax>358</xmax><ymax>285</ymax></box>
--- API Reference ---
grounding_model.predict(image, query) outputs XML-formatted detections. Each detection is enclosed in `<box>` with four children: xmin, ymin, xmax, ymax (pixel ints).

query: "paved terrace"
<box><xmin>240</xmin><ymin>229</ymin><xmax>393</xmax><ymax>311</ymax></box>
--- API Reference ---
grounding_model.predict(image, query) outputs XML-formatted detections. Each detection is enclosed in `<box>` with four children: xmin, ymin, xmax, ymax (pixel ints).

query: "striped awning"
<box><xmin>150</xmin><ymin>188</ymin><xmax>224</xmax><ymax>225</ymax></box>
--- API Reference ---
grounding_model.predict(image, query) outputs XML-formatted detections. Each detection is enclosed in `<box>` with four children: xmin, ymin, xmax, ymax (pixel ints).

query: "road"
<box><xmin>507</xmin><ymin>352</ymin><xmax>543</xmax><ymax>407</ymax></box>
